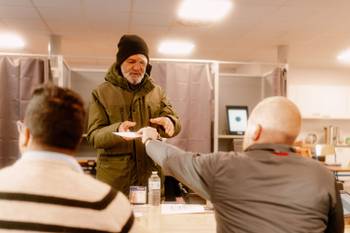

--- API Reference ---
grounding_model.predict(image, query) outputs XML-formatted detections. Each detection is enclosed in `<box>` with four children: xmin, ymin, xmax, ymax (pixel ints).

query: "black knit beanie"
<box><xmin>116</xmin><ymin>34</ymin><xmax>149</xmax><ymax>68</ymax></box>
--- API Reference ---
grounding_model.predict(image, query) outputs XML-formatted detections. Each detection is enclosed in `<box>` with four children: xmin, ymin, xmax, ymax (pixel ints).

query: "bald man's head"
<box><xmin>243</xmin><ymin>96</ymin><xmax>301</xmax><ymax>150</ymax></box>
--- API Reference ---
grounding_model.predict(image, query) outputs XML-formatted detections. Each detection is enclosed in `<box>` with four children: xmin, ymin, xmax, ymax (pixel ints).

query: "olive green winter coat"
<box><xmin>87</xmin><ymin>63</ymin><xmax>181</xmax><ymax>195</ymax></box>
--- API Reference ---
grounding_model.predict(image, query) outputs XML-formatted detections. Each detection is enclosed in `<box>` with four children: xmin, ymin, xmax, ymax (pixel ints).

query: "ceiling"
<box><xmin>1</xmin><ymin>0</ymin><xmax>350</xmax><ymax>69</ymax></box>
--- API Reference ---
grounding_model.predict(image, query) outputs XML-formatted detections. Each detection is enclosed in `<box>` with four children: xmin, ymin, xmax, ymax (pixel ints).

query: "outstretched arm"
<box><xmin>140</xmin><ymin>127</ymin><xmax>215</xmax><ymax>200</ymax></box>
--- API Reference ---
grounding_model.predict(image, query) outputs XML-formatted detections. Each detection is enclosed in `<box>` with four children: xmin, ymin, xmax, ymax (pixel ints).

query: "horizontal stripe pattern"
<box><xmin>0</xmin><ymin>159</ymin><xmax>135</xmax><ymax>233</ymax></box>
<box><xmin>0</xmin><ymin>220</ymin><xmax>114</xmax><ymax>232</ymax></box>
<box><xmin>0</xmin><ymin>188</ymin><xmax>116</xmax><ymax>210</ymax></box>
<box><xmin>120</xmin><ymin>213</ymin><xmax>134</xmax><ymax>233</ymax></box>
<box><xmin>0</xmin><ymin>213</ymin><xmax>134</xmax><ymax>233</ymax></box>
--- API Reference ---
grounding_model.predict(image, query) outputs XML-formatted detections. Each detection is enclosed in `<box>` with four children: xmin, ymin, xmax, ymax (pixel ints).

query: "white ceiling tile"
<box><xmin>133</xmin><ymin>0</ymin><xmax>178</xmax><ymax>13</ymax></box>
<box><xmin>46</xmin><ymin>20</ymin><xmax>87</xmax><ymax>35</ymax></box>
<box><xmin>0</xmin><ymin>0</ymin><xmax>32</xmax><ymax>7</ymax></box>
<box><xmin>131</xmin><ymin>12</ymin><xmax>174</xmax><ymax>26</ymax></box>
<box><xmin>83</xmin><ymin>0</ymin><xmax>131</xmax><ymax>12</ymax></box>
<box><xmin>127</xmin><ymin>25</ymin><xmax>169</xmax><ymax>39</ymax></box>
<box><xmin>282</xmin><ymin>0</ymin><xmax>344</xmax><ymax>8</ymax></box>
<box><xmin>32</xmin><ymin>0</ymin><xmax>81</xmax><ymax>8</ymax></box>
<box><xmin>0</xmin><ymin>6</ymin><xmax>40</xmax><ymax>19</ymax></box>
<box><xmin>36</xmin><ymin>6</ymin><xmax>83</xmax><ymax>20</ymax></box>
<box><xmin>88</xmin><ymin>23</ymin><xmax>129</xmax><ymax>35</ymax></box>
<box><xmin>85</xmin><ymin>12</ymin><xmax>129</xmax><ymax>28</ymax></box>
<box><xmin>82</xmin><ymin>0</ymin><xmax>130</xmax><ymax>32</ymax></box>
<box><xmin>235</xmin><ymin>0</ymin><xmax>287</xmax><ymax>7</ymax></box>
<box><xmin>232</xmin><ymin>4</ymin><xmax>279</xmax><ymax>20</ymax></box>
<box><xmin>2</xmin><ymin>18</ymin><xmax>48</xmax><ymax>31</ymax></box>
<box><xmin>0</xmin><ymin>20</ymin><xmax>7</xmax><ymax>28</ymax></box>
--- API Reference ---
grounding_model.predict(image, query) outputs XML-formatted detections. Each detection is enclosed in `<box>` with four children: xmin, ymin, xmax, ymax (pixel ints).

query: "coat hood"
<box><xmin>105</xmin><ymin>63</ymin><xmax>155</xmax><ymax>93</ymax></box>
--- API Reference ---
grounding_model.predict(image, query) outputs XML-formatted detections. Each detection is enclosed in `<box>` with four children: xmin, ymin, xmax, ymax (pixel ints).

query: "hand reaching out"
<box><xmin>137</xmin><ymin>127</ymin><xmax>159</xmax><ymax>144</ymax></box>
<box><xmin>150</xmin><ymin>117</ymin><xmax>174</xmax><ymax>137</ymax></box>
<box><xmin>118</xmin><ymin>121</ymin><xmax>136</xmax><ymax>140</ymax></box>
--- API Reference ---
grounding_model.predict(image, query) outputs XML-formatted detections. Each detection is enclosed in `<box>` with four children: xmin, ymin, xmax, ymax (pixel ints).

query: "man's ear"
<box><xmin>22</xmin><ymin>127</ymin><xmax>31</xmax><ymax>147</ymax></box>
<box><xmin>146</xmin><ymin>64</ymin><xmax>152</xmax><ymax>75</ymax></box>
<box><xmin>24</xmin><ymin>127</ymin><xmax>31</xmax><ymax>146</ymax></box>
<box><xmin>252</xmin><ymin>124</ymin><xmax>262</xmax><ymax>141</ymax></box>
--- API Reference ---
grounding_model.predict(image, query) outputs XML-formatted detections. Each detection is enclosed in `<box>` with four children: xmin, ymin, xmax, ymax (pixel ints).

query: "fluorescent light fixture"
<box><xmin>337</xmin><ymin>49</ymin><xmax>350</xmax><ymax>63</ymax></box>
<box><xmin>0</xmin><ymin>33</ymin><xmax>25</xmax><ymax>49</ymax></box>
<box><xmin>158</xmin><ymin>40</ymin><xmax>195</xmax><ymax>55</ymax></box>
<box><xmin>178</xmin><ymin>0</ymin><xmax>232</xmax><ymax>23</ymax></box>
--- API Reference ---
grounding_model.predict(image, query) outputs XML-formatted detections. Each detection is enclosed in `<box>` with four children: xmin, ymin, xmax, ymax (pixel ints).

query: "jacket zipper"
<box><xmin>139</xmin><ymin>97</ymin><xmax>144</xmax><ymax>124</ymax></box>
<box><xmin>120</xmin><ymin>107</ymin><xmax>125</xmax><ymax>122</ymax></box>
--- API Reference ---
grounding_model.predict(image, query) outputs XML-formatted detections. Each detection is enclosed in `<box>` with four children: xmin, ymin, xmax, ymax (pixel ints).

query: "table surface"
<box><xmin>133</xmin><ymin>204</ymin><xmax>216</xmax><ymax>233</ymax></box>
<box><xmin>325</xmin><ymin>165</ymin><xmax>350</xmax><ymax>172</ymax></box>
<box><xmin>345</xmin><ymin>225</ymin><xmax>350</xmax><ymax>233</ymax></box>
<box><xmin>134</xmin><ymin>204</ymin><xmax>350</xmax><ymax>233</ymax></box>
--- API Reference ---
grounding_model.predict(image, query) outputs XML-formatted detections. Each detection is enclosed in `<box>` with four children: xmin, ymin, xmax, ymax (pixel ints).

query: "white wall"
<box><xmin>218</xmin><ymin>76</ymin><xmax>262</xmax><ymax>135</ymax></box>
<box><xmin>71</xmin><ymin>69</ymin><xmax>106</xmax><ymax>105</ymax></box>
<box><xmin>288</xmin><ymin>65</ymin><xmax>350</xmax><ymax>143</ymax></box>
<box><xmin>288</xmin><ymin>66</ymin><xmax>350</xmax><ymax>86</ymax></box>
<box><xmin>70</xmin><ymin>69</ymin><xmax>106</xmax><ymax>158</ymax></box>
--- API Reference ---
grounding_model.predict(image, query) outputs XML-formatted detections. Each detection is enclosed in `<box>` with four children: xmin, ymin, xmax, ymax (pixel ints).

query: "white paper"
<box><xmin>113</xmin><ymin>131</ymin><xmax>141</xmax><ymax>138</ymax></box>
<box><xmin>161</xmin><ymin>204</ymin><xmax>205</xmax><ymax>215</ymax></box>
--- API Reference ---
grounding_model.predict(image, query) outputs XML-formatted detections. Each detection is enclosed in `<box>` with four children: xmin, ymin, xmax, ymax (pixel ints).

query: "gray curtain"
<box><xmin>151</xmin><ymin>62</ymin><xmax>212</xmax><ymax>153</ymax></box>
<box><xmin>0</xmin><ymin>56</ymin><xmax>49</xmax><ymax>168</ymax></box>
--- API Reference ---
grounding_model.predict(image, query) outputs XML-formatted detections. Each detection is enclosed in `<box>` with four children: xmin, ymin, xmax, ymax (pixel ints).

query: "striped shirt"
<box><xmin>0</xmin><ymin>151</ymin><xmax>146</xmax><ymax>233</ymax></box>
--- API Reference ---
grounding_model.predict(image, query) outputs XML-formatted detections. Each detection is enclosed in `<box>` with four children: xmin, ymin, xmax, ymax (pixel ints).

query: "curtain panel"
<box><xmin>151</xmin><ymin>62</ymin><xmax>213</xmax><ymax>153</ymax></box>
<box><xmin>0</xmin><ymin>56</ymin><xmax>49</xmax><ymax>168</ymax></box>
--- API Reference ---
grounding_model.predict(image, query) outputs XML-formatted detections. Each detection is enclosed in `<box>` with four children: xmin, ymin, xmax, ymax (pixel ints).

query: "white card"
<box><xmin>113</xmin><ymin>131</ymin><xmax>141</xmax><ymax>139</ymax></box>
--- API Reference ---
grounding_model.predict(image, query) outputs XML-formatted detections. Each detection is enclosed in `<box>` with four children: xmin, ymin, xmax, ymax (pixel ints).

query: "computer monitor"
<box><xmin>226</xmin><ymin>105</ymin><xmax>248</xmax><ymax>135</ymax></box>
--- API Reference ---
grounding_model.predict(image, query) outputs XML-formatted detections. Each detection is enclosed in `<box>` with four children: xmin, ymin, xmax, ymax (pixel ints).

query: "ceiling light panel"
<box><xmin>0</xmin><ymin>33</ymin><xmax>25</xmax><ymax>49</ymax></box>
<box><xmin>178</xmin><ymin>0</ymin><xmax>232</xmax><ymax>23</ymax></box>
<box><xmin>337</xmin><ymin>49</ymin><xmax>350</xmax><ymax>63</ymax></box>
<box><xmin>158</xmin><ymin>40</ymin><xmax>195</xmax><ymax>55</ymax></box>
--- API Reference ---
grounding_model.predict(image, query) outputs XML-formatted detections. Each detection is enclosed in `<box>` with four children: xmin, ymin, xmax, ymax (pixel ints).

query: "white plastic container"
<box><xmin>129</xmin><ymin>186</ymin><xmax>147</xmax><ymax>205</ymax></box>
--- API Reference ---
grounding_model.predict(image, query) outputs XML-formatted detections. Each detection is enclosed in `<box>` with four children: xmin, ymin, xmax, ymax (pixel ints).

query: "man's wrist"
<box><xmin>144</xmin><ymin>135</ymin><xmax>162</xmax><ymax>145</ymax></box>
<box><xmin>144</xmin><ymin>137</ymin><xmax>153</xmax><ymax>146</ymax></box>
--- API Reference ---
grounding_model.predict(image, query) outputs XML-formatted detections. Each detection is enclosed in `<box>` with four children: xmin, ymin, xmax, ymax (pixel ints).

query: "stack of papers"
<box><xmin>161</xmin><ymin>204</ymin><xmax>205</xmax><ymax>215</ymax></box>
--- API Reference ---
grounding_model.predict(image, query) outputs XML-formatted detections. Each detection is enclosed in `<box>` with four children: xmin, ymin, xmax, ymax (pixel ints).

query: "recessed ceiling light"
<box><xmin>178</xmin><ymin>0</ymin><xmax>232</xmax><ymax>23</ymax></box>
<box><xmin>158</xmin><ymin>40</ymin><xmax>195</xmax><ymax>55</ymax></box>
<box><xmin>0</xmin><ymin>33</ymin><xmax>25</xmax><ymax>49</ymax></box>
<box><xmin>337</xmin><ymin>49</ymin><xmax>350</xmax><ymax>63</ymax></box>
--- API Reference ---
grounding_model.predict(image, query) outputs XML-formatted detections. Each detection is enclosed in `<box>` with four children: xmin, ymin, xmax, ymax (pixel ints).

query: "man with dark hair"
<box><xmin>23</xmin><ymin>85</ymin><xmax>85</xmax><ymax>150</ymax></box>
<box><xmin>139</xmin><ymin>96</ymin><xmax>344</xmax><ymax>233</ymax></box>
<box><xmin>87</xmin><ymin>34</ymin><xmax>181</xmax><ymax>195</ymax></box>
<box><xmin>0</xmin><ymin>84</ymin><xmax>146</xmax><ymax>232</ymax></box>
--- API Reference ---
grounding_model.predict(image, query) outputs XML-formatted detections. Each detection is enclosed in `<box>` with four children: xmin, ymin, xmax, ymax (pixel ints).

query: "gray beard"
<box><xmin>121</xmin><ymin>67</ymin><xmax>144</xmax><ymax>85</ymax></box>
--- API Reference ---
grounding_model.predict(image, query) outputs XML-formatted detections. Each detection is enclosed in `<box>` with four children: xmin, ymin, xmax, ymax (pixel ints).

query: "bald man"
<box><xmin>139</xmin><ymin>97</ymin><xmax>344</xmax><ymax>233</ymax></box>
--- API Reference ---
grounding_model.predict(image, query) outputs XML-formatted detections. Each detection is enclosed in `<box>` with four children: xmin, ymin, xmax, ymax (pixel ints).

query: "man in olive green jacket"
<box><xmin>87</xmin><ymin>34</ymin><xmax>181</xmax><ymax>195</ymax></box>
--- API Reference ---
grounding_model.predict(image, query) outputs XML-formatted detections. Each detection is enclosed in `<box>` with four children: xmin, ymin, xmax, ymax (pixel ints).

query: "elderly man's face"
<box><xmin>121</xmin><ymin>54</ymin><xmax>147</xmax><ymax>85</ymax></box>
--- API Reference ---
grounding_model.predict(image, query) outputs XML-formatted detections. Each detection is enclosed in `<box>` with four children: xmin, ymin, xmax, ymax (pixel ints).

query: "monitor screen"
<box><xmin>226</xmin><ymin>105</ymin><xmax>248</xmax><ymax>135</ymax></box>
